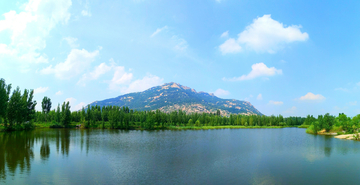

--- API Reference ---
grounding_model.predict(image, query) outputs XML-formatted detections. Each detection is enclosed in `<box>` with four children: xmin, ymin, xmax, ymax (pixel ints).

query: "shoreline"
<box><xmin>0</xmin><ymin>123</ymin><xmax>303</xmax><ymax>132</ymax></box>
<box><xmin>307</xmin><ymin>129</ymin><xmax>360</xmax><ymax>141</ymax></box>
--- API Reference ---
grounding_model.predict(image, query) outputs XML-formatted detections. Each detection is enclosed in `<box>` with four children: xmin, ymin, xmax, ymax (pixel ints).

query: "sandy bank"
<box><xmin>334</xmin><ymin>134</ymin><xmax>356</xmax><ymax>140</ymax></box>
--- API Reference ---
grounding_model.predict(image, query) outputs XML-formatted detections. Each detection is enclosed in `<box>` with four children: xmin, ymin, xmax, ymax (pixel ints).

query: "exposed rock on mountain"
<box><xmin>89</xmin><ymin>82</ymin><xmax>262</xmax><ymax>116</ymax></box>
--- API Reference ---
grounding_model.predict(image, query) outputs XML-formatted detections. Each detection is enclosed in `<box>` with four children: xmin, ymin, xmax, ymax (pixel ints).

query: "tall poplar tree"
<box><xmin>0</xmin><ymin>79</ymin><xmax>11</xmax><ymax>123</ymax></box>
<box><xmin>42</xmin><ymin>97</ymin><xmax>52</xmax><ymax>122</ymax></box>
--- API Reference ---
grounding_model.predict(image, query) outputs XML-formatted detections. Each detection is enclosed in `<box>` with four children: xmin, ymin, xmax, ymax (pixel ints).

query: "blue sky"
<box><xmin>1</xmin><ymin>0</ymin><xmax>360</xmax><ymax>117</ymax></box>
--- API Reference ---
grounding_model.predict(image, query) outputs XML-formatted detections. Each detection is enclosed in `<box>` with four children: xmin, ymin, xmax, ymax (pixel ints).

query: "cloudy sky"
<box><xmin>1</xmin><ymin>0</ymin><xmax>360</xmax><ymax>117</ymax></box>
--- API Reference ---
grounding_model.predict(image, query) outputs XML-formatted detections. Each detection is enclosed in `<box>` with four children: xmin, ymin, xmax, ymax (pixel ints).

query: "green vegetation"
<box><xmin>0</xmin><ymin>78</ymin><xmax>305</xmax><ymax>132</ymax></box>
<box><xmin>0</xmin><ymin>79</ymin><xmax>37</xmax><ymax>131</ymax></box>
<box><xmin>31</xmin><ymin>105</ymin><xmax>304</xmax><ymax>130</ymax></box>
<box><xmin>305</xmin><ymin>125</ymin><xmax>316</xmax><ymax>134</ymax></box>
<box><xmin>168</xmin><ymin>125</ymin><xmax>285</xmax><ymax>130</ymax></box>
<box><xmin>298</xmin><ymin>125</ymin><xmax>310</xmax><ymax>128</ymax></box>
<box><xmin>302</xmin><ymin>113</ymin><xmax>360</xmax><ymax>134</ymax></box>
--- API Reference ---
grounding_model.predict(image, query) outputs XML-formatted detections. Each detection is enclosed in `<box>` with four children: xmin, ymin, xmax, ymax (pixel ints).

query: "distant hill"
<box><xmin>89</xmin><ymin>82</ymin><xmax>262</xmax><ymax>116</ymax></box>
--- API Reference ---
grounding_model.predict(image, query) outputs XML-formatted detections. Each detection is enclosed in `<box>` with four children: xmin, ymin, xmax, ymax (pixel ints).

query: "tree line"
<box><xmin>304</xmin><ymin>113</ymin><xmax>360</xmax><ymax>134</ymax></box>
<box><xmin>0</xmin><ymin>79</ymin><xmax>37</xmax><ymax>131</ymax></box>
<box><xmin>1</xmin><ymin>78</ymin><xmax>305</xmax><ymax>131</ymax></box>
<box><xmin>36</xmin><ymin>100</ymin><xmax>305</xmax><ymax>129</ymax></box>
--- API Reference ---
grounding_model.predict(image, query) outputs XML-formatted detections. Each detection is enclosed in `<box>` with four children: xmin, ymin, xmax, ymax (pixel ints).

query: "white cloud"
<box><xmin>65</xmin><ymin>97</ymin><xmax>76</xmax><ymax>106</ymax></box>
<box><xmin>151</xmin><ymin>26</ymin><xmax>168</xmax><ymax>37</ymax></box>
<box><xmin>41</xmin><ymin>48</ymin><xmax>99</xmax><ymax>79</ymax></box>
<box><xmin>120</xmin><ymin>74</ymin><xmax>163</xmax><ymax>94</ymax></box>
<box><xmin>219</xmin><ymin>14</ymin><xmax>308</xmax><ymax>54</ymax></box>
<box><xmin>220</xmin><ymin>31</ymin><xmax>229</xmax><ymax>38</ymax></box>
<box><xmin>63</xmin><ymin>37</ymin><xmax>79</xmax><ymax>48</ymax></box>
<box><xmin>74</xmin><ymin>102</ymin><xmax>87</xmax><ymax>111</ymax></box>
<box><xmin>269</xmin><ymin>100</ymin><xmax>283</xmax><ymax>105</ymax></box>
<box><xmin>223</xmin><ymin>63</ymin><xmax>282</xmax><ymax>81</ymax></box>
<box><xmin>78</xmin><ymin>62</ymin><xmax>112</xmax><ymax>86</ymax></box>
<box><xmin>34</xmin><ymin>86</ymin><xmax>49</xmax><ymax>94</ymax></box>
<box><xmin>219</xmin><ymin>38</ymin><xmax>241</xmax><ymax>54</ymax></box>
<box><xmin>63</xmin><ymin>97</ymin><xmax>78</xmax><ymax>111</ymax></box>
<box><xmin>55</xmin><ymin>91</ymin><xmax>63</xmax><ymax>95</ymax></box>
<box><xmin>0</xmin><ymin>0</ymin><xmax>72</xmax><ymax>65</ymax></box>
<box><xmin>357</xmin><ymin>82</ymin><xmax>360</xmax><ymax>86</ymax></box>
<box><xmin>64</xmin><ymin>97</ymin><xmax>86</xmax><ymax>111</ymax></box>
<box><xmin>214</xmin><ymin>89</ymin><xmax>230</xmax><ymax>97</ymax></box>
<box><xmin>109</xmin><ymin>66</ymin><xmax>133</xmax><ymax>90</ymax></box>
<box><xmin>257</xmin><ymin>93</ymin><xmax>262</xmax><ymax>100</ymax></box>
<box><xmin>298</xmin><ymin>92</ymin><xmax>325</xmax><ymax>101</ymax></box>
<box><xmin>106</xmin><ymin>61</ymin><xmax>163</xmax><ymax>94</ymax></box>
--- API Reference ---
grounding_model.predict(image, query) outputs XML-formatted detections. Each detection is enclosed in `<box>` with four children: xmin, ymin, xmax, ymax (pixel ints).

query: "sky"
<box><xmin>1</xmin><ymin>0</ymin><xmax>360</xmax><ymax>117</ymax></box>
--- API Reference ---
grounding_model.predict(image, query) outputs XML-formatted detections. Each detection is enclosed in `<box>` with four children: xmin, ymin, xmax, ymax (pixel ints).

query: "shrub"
<box><xmin>330</xmin><ymin>126</ymin><xmax>343</xmax><ymax>133</ymax></box>
<box><xmin>306</xmin><ymin>125</ymin><xmax>316</xmax><ymax>134</ymax></box>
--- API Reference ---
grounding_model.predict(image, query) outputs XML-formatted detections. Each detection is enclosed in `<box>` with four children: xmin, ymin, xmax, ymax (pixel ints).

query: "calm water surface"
<box><xmin>1</xmin><ymin>128</ymin><xmax>360</xmax><ymax>184</ymax></box>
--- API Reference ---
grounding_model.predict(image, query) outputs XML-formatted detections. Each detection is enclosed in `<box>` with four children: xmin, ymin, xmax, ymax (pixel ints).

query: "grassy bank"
<box><xmin>34</xmin><ymin>122</ymin><xmax>78</xmax><ymax>128</ymax></box>
<box><xmin>31</xmin><ymin>122</ymin><xmax>291</xmax><ymax>130</ymax></box>
<box><xmin>168</xmin><ymin>125</ymin><xmax>286</xmax><ymax>130</ymax></box>
<box><xmin>298</xmin><ymin>125</ymin><xmax>310</xmax><ymax>128</ymax></box>
<box><xmin>0</xmin><ymin>122</ymin><xmax>301</xmax><ymax>132</ymax></box>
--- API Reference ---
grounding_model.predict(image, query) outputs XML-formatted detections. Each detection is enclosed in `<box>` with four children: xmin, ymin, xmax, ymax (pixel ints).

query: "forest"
<box><xmin>0</xmin><ymin>78</ymin><xmax>305</xmax><ymax>131</ymax></box>
<box><xmin>303</xmin><ymin>113</ymin><xmax>360</xmax><ymax>135</ymax></box>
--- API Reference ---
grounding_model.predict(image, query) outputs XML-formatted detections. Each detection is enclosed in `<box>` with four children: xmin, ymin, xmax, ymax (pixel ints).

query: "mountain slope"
<box><xmin>89</xmin><ymin>82</ymin><xmax>262</xmax><ymax>116</ymax></box>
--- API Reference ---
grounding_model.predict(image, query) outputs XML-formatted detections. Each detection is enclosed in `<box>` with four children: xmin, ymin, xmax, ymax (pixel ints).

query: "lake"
<box><xmin>1</xmin><ymin>128</ymin><xmax>360</xmax><ymax>184</ymax></box>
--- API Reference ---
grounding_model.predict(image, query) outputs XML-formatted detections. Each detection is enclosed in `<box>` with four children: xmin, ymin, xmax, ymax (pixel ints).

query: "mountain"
<box><xmin>89</xmin><ymin>82</ymin><xmax>262</xmax><ymax>116</ymax></box>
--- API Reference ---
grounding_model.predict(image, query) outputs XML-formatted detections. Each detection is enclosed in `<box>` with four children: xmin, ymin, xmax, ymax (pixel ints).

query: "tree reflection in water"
<box><xmin>0</xmin><ymin>131</ymin><xmax>34</xmax><ymax>180</ymax></box>
<box><xmin>0</xmin><ymin>129</ymin><xmax>71</xmax><ymax>180</ymax></box>
<box><xmin>40</xmin><ymin>138</ymin><xmax>50</xmax><ymax>161</ymax></box>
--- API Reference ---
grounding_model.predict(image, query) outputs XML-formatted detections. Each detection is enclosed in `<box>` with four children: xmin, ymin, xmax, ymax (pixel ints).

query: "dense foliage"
<box><xmin>303</xmin><ymin>113</ymin><xmax>360</xmax><ymax>134</ymax></box>
<box><xmin>0</xmin><ymin>79</ymin><xmax>37</xmax><ymax>131</ymax></box>
<box><xmin>34</xmin><ymin>104</ymin><xmax>304</xmax><ymax>129</ymax></box>
<box><xmin>0</xmin><ymin>78</ymin><xmax>305</xmax><ymax>131</ymax></box>
<box><xmin>41</xmin><ymin>96</ymin><xmax>52</xmax><ymax>122</ymax></box>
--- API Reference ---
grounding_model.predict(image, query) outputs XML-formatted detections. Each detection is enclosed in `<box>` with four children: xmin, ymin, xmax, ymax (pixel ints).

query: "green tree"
<box><xmin>240</xmin><ymin>117</ymin><xmax>245</xmax><ymax>125</ymax></box>
<box><xmin>6</xmin><ymin>87</ymin><xmax>36</xmax><ymax>130</ymax></box>
<box><xmin>312</xmin><ymin>121</ymin><xmax>320</xmax><ymax>134</ymax></box>
<box><xmin>195</xmin><ymin>119</ymin><xmax>201</xmax><ymax>127</ymax></box>
<box><xmin>61</xmin><ymin>101</ymin><xmax>71</xmax><ymax>127</ymax></box>
<box><xmin>323</xmin><ymin>113</ymin><xmax>335</xmax><ymax>132</ymax></box>
<box><xmin>41</xmin><ymin>96</ymin><xmax>52</xmax><ymax>122</ymax></box>
<box><xmin>0</xmin><ymin>79</ymin><xmax>11</xmax><ymax>123</ymax></box>
<box><xmin>108</xmin><ymin>109</ymin><xmax>118</xmax><ymax>129</ymax></box>
<box><xmin>7</xmin><ymin>87</ymin><xmax>23</xmax><ymax>129</ymax></box>
<box><xmin>55</xmin><ymin>104</ymin><xmax>61</xmax><ymax>123</ymax></box>
<box><xmin>24</xmin><ymin>89</ymin><xmax>37</xmax><ymax>125</ymax></box>
<box><xmin>188</xmin><ymin>119</ymin><xmax>193</xmax><ymax>126</ymax></box>
<box><xmin>86</xmin><ymin>105</ymin><xmax>92</xmax><ymax>128</ymax></box>
<box><xmin>249</xmin><ymin>117</ymin><xmax>254</xmax><ymax>126</ymax></box>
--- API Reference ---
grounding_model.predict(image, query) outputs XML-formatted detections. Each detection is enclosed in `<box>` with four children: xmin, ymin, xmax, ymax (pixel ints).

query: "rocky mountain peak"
<box><xmin>90</xmin><ymin>82</ymin><xmax>263</xmax><ymax>116</ymax></box>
